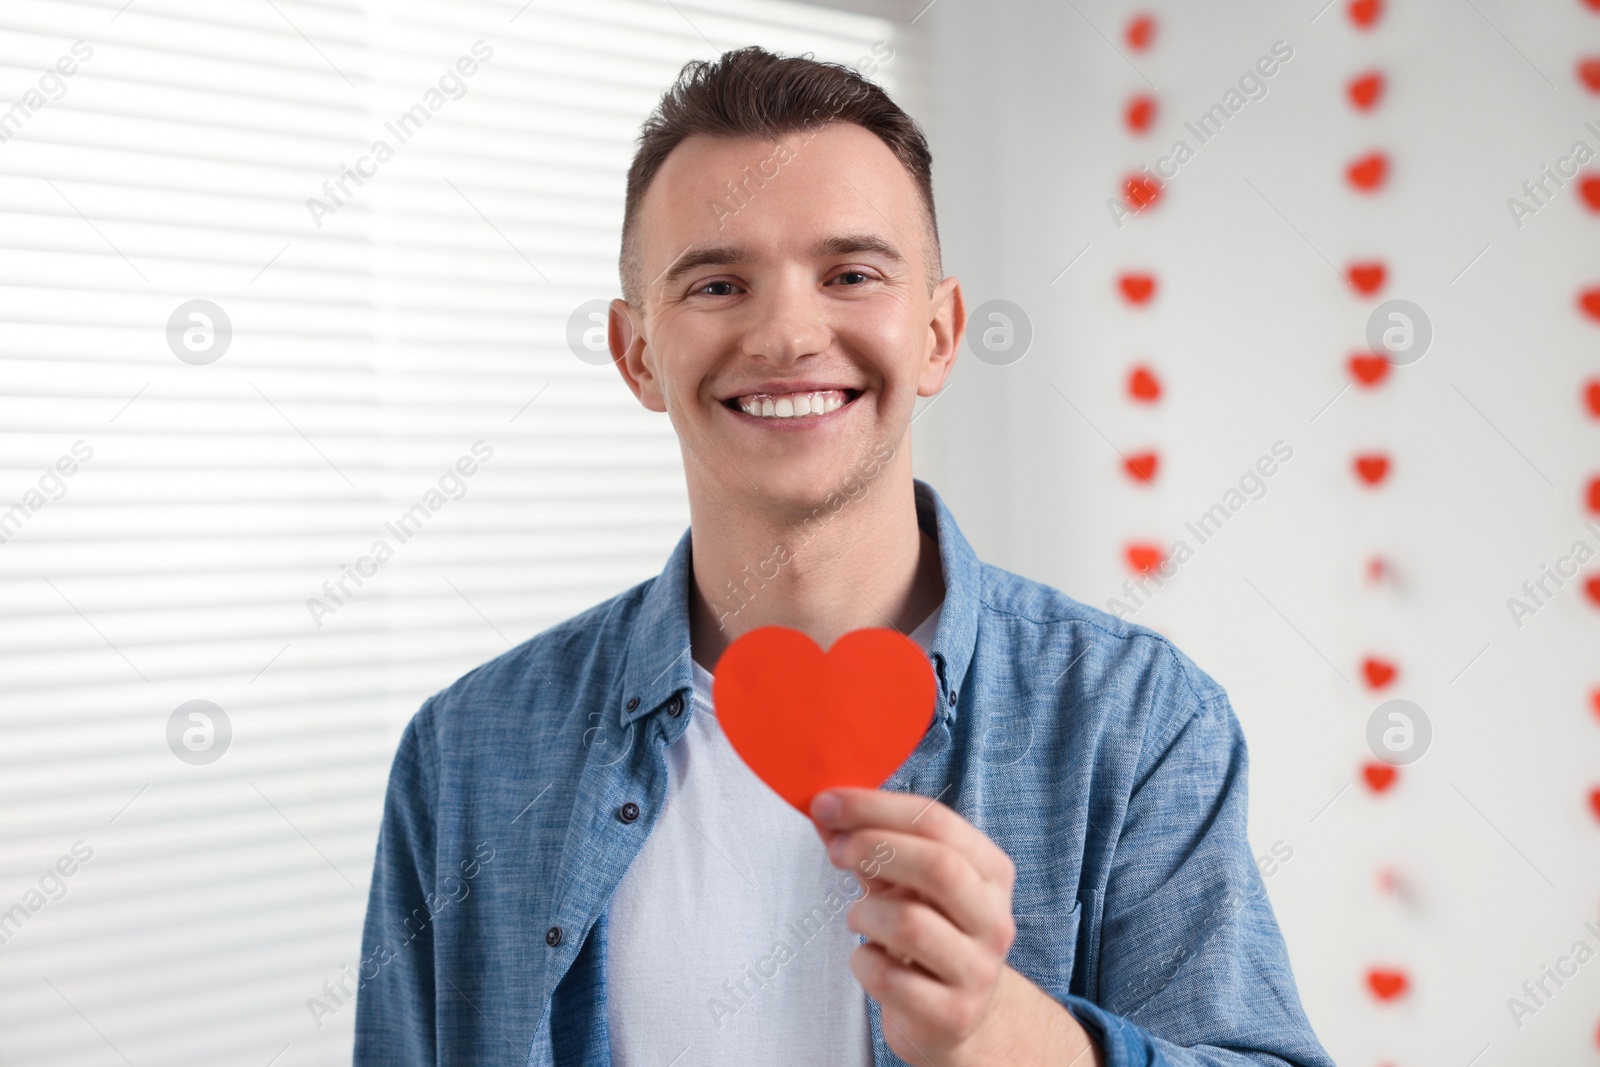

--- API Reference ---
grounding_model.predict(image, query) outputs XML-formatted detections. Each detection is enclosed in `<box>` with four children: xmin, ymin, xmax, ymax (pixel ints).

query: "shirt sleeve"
<box><xmin>1059</xmin><ymin>666</ymin><xmax>1336</xmax><ymax>1067</ymax></box>
<box><xmin>354</xmin><ymin>705</ymin><xmax>439</xmax><ymax>1064</ymax></box>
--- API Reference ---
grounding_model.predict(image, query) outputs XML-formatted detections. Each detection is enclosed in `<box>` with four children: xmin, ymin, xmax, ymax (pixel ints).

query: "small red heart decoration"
<box><xmin>1125</xmin><ymin>13</ymin><xmax>1155</xmax><ymax>51</ymax></box>
<box><xmin>1366</xmin><ymin>967</ymin><xmax>1409</xmax><ymax>1000</ymax></box>
<box><xmin>1355</xmin><ymin>452</ymin><xmax>1391</xmax><ymax>486</ymax></box>
<box><xmin>1123</xmin><ymin>172</ymin><xmax>1163</xmax><ymax>211</ymax></box>
<box><xmin>1579</xmin><ymin>287</ymin><xmax>1600</xmax><ymax>321</ymax></box>
<box><xmin>1128</xmin><ymin>365</ymin><xmax>1162</xmax><ymax>402</ymax></box>
<box><xmin>1347</xmin><ymin>151</ymin><xmax>1389</xmax><ymax>192</ymax></box>
<box><xmin>1348</xmin><ymin>70</ymin><xmax>1385</xmax><ymax>110</ymax></box>
<box><xmin>1363</xmin><ymin>559</ymin><xmax>1401</xmax><ymax>585</ymax></box>
<box><xmin>1125</xmin><ymin>542</ymin><xmax>1165</xmax><ymax>575</ymax></box>
<box><xmin>1363</xmin><ymin>762</ymin><xmax>1399</xmax><ymax>793</ymax></box>
<box><xmin>1586</xmin><ymin>574</ymin><xmax>1600</xmax><ymax>607</ymax></box>
<box><xmin>1584</xmin><ymin>379</ymin><xmax>1600</xmax><ymax>417</ymax></box>
<box><xmin>1590</xmin><ymin>687</ymin><xmax>1600</xmax><ymax>722</ymax></box>
<box><xmin>1363</xmin><ymin>656</ymin><xmax>1398</xmax><ymax>689</ymax></box>
<box><xmin>1124</xmin><ymin>94</ymin><xmax>1157</xmax><ymax>133</ymax></box>
<box><xmin>1589</xmin><ymin>786</ymin><xmax>1600</xmax><ymax>821</ymax></box>
<box><xmin>713</xmin><ymin>626</ymin><xmax>936</xmax><ymax>817</ymax></box>
<box><xmin>1586</xmin><ymin>476</ymin><xmax>1600</xmax><ymax>515</ymax></box>
<box><xmin>1348</xmin><ymin>0</ymin><xmax>1383</xmax><ymax>28</ymax></box>
<box><xmin>1580</xmin><ymin>175</ymin><xmax>1600</xmax><ymax>212</ymax></box>
<box><xmin>1119</xmin><ymin>272</ymin><xmax>1156</xmax><ymax>304</ymax></box>
<box><xmin>1584</xmin><ymin>0</ymin><xmax>1600</xmax><ymax>11</ymax></box>
<box><xmin>1348</xmin><ymin>261</ymin><xmax>1387</xmax><ymax>295</ymax></box>
<box><xmin>1349</xmin><ymin>352</ymin><xmax>1391</xmax><ymax>387</ymax></box>
<box><xmin>1580</xmin><ymin>58</ymin><xmax>1600</xmax><ymax>93</ymax></box>
<box><xmin>1124</xmin><ymin>451</ymin><xmax>1159</xmax><ymax>484</ymax></box>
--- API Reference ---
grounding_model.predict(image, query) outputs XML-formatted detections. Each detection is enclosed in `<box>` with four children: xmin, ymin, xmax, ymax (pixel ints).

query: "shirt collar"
<box><xmin>616</xmin><ymin>477</ymin><xmax>980</xmax><ymax>728</ymax></box>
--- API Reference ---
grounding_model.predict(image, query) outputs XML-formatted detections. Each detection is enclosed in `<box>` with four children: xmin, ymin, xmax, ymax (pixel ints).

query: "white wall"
<box><xmin>913</xmin><ymin>1</ymin><xmax>1600</xmax><ymax>1064</ymax></box>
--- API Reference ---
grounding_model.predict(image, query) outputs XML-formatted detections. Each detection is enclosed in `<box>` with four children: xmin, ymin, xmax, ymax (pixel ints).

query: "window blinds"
<box><xmin>0</xmin><ymin>0</ymin><xmax>907</xmax><ymax>1062</ymax></box>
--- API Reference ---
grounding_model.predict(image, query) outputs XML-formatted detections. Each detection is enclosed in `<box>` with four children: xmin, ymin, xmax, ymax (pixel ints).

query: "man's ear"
<box><xmin>918</xmin><ymin>275</ymin><xmax>965</xmax><ymax>397</ymax></box>
<box><xmin>609</xmin><ymin>298</ymin><xmax>667</xmax><ymax>412</ymax></box>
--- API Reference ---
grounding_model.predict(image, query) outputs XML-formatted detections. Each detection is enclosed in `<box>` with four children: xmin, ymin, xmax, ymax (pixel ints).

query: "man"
<box><xmin>355</xmin><ymin>46</ymin><xmax>1335</xmax><ymax>1067</ymax></box>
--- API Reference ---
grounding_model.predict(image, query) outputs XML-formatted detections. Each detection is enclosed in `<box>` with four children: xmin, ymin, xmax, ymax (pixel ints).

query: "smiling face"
<box><xmin>609</xmin><ymin>122</ymin><xmax>964</xmax><ymax>514</ymax></box>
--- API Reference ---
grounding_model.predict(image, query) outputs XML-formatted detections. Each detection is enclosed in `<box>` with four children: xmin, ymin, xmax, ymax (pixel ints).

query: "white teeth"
<box><xmin>735</xmin><ymin>389</ymin><xmax>851</xmax><ymax>419</ymax></box>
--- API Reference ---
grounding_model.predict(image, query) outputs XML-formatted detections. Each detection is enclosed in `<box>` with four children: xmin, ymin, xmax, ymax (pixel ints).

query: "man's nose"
<box><xmin>743</xmin><ymin>278</ymin><xmax>829</xmax><ymax>364</ymax></box>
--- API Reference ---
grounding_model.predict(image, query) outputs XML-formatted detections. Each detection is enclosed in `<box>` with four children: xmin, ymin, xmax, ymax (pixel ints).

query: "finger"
<box><xmin>813</xmin><ymin>787</ymin><xmax>1015</xmax><ymax>887</ymax></box>
<box><xmin>847</xmin><ymin>892</ymin><xmax>989</xmax><ymax>987</ymax></box>
<box><xmin>850</xmin><ymin>943</ymin><xmax>975</xmax><ymax>1056</ymax></box>
<box><xmin>830</xmin><ymin>828</ymin><xmax>1007</xmax><ymax>944</ymax></box>
<box><xmin>850</xmin><ymin>939</ymin><xmax>951</xmax><ymax>1015</ymax></box>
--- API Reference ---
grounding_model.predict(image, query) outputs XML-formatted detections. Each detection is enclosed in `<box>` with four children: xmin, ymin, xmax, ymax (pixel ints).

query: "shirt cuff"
<box><xmin>1059</xmin><ymin>992</ymin><xmax>1148</xmax><ymax>1067</ymax></box>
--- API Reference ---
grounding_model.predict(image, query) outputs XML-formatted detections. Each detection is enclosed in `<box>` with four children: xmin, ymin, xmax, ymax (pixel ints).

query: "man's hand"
<box><xmin>810</xmin><ymin>787</ymin><xmax>1104</xmax><ymax>1067</ymax></box>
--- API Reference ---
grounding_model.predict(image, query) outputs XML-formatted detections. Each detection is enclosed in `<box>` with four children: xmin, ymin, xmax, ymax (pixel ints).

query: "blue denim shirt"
<box><xmin>354</xmin><ymin>479</ymin><xmax>1335</xmax><ymax>1067</ymax></box>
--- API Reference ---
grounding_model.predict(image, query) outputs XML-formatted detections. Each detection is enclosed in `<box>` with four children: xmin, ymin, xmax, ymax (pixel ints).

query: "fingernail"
<box><xmin>812</xmin><ymin>790</ymin><xmax>842</xmax><ymax>823</ymax></box>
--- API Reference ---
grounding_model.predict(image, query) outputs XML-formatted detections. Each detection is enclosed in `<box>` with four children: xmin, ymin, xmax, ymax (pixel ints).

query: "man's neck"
<box><xmin>686</xmin><ymin>470</ymin><xmax>945</xmax><ymax>672</ymax></box>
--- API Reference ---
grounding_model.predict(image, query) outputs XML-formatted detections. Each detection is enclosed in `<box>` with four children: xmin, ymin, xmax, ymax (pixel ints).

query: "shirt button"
<box><xmin>948</xmin><ymin>688</ymin><xmax>957</xmax><ymax>704</ymax></box>
<box><xmin>625</xmin><ymin>696</ymin><xmax>639</xmax><ymax>711</ymax></box>
<box><xmin>545</xmin><ymin>925</ymin><xmax>562</xmax><ymax>947</ymax></box>
<box><xmin>665</xmin><ymin>693</ymin><xmax>683</xmax><ymax>717</ymax></box>
<box><xmin>618</xmin><ymin>802</ymin><xmax>640</xmax><ymax>823</ymax></box>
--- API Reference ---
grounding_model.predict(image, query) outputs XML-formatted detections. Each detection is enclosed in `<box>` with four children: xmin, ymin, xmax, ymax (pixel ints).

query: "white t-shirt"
<box><xmin>604</xmin><ymin>605</ymin><xmax>942</xmax><ymax>1066</ymax></box>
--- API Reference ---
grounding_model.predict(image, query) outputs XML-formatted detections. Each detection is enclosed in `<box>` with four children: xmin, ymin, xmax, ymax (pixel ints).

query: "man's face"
<box><xmin>610</xmin><ymin>122</ymin><xmax>963</xmax><ymax>512</ymax></box>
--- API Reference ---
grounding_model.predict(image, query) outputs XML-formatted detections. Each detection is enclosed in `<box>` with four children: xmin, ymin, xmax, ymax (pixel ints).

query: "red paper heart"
<box><xmin>1580</xmin><ymin>58</ymin><xmax>1600</xmax><ymax>93</ymax></box>
<box><xmin>1123</xmin><ymin>172</ymin><xmax>1163</xmax><ymax>211</ymax></box>
<box><xmin>1348</xmin><ymin>261</ymin><xmax>1387</xmax><ymax>295</ymax></box>
<box><xmin>1586</xmin><ymin>476</ymin><xmax>1600</xmax><ymax>515</ymax></box>
<box><xmin>1366</xmin><ymin>967</ymin><xmax>1408</xmax><ymax>1000</ymax></box>
<box><xmin>1347</xmin><ymin>152</ymin><xmax>1389</xmax><ymax>192</ymax></box>
<box><xmin>1125</xmin><ymin>94</ymin><xmax>1157</xmax><ymax>133</ymax></box>
<box><xmin>1124</xmin><ymin>451</ymin><xmax>1159</xmax><ymax>484</ymax></box>
<box><xmin>1349</xmin><ymin>352</ymin><xmax>1391</xmax><ymax>387</ymax></box>
<box><xmin>1119</xmin><ymin>272</ymin><xmax>1157</xmax><ymax>304</ymax></box>
<box><xmin>1128</xmin><ymin>365</ymin><xmax>1163</xmax><ymax>402</ymax></box>
<box><xmin>1580</xmin><ymin>175</ymin><xmax>1600</xmax><ymax>212</ymax></box>
<box><xmin>1363</xmin><ymin>762</ymin><xmax>1398</xmax><ymax>793</ymax></box>
<box><xmin>1126</xmin><ymin>13</ymin><xmax>1155</xmax><ymax>51</ymax></box>
<box><xmin>1586</xmin><ymin>574</ymin><xmax>1600</xmax><ymax>607</ymax></box>
<box><xmin>1354</xmin><ymin>452</ymin><xmax>1391</xmax><ymax>486</ymax></box>
<box><xmin>1584</xmin><ymin>379</ymin><xmax>1600</xmax><ymax>417</ymax></box>
<box><xmin>1363</xmin><ymin>656</ymin><xmax>1398</xmax><ymax>689</ymax></box>
<box><xmin>1349</xmin><ymin>0</ymin><xmax>1383</xmax><ymax>28</ymax></box>
<box><xmin>1589</xmin><ymin>786</ymin><xmax>1600</xmax><ymax>821</ymax></box>
<box><xmin>1580</xmin><ymin>287</ymin><xmax>1600</xmax><ymax>321</ymax></box>
<box><xmin>1591</xmin><ymin>688</ymin><xmax>1600</xmax><ymax>722</ymax></box>
<box><xmin>1585</xmin><ymin>0</ymin><xmax>1600</xmax><ymax>11</ymax></box>
<box><xmin>1348</xmin><ymin>70</ymin><xmax>1385</xmax><ymax>110</ymax></box>
<box><xmin>713</xmin><ymin>626</ymin><xmax>936</xmax><ymax>817</ymax></box>
<box><xmin>1125</xmin><ymin>542</ymin><xmax>1165</xmax><ymax>575</ymax></box>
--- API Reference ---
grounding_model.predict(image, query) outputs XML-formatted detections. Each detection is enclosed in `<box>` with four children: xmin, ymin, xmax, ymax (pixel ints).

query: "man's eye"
<box><xmin>696</xmin><ymin>280</ymin><xmax>737</xmax><ymax>296</ymax></box>
<box><xmin>834</xmin><ymin>271</ymin><xmax>870</xmax><ymax>286</ymax></box>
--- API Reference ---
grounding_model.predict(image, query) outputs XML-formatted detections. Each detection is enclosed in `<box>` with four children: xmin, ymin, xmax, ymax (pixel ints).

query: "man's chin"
<box><xmin>733</xmin><ymin>454</ymin><xmax>876</xmax><ymax>517</ymax></box>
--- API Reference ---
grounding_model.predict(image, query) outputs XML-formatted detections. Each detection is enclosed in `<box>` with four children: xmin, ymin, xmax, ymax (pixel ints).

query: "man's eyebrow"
<box><xmin>653</xmin><ymin>243</ymin><xmax>746</xmax><ymax>292</ymax></box>
<box><xmin>652</xmin><ymin>233</ymin><xmax>907</xmax><ymax>292</ymax></box>
<box><xmin>811</xmin><ymin>233</ymin><xmax>906</xmax><ymax>264</ymax></box>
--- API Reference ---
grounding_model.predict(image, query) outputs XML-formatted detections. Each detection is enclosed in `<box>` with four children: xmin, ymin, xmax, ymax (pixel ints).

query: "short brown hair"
<box><xmin>619</xmin><ymin>45</ymin><xmax>940</xmax><ymax>309</ymax></box>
